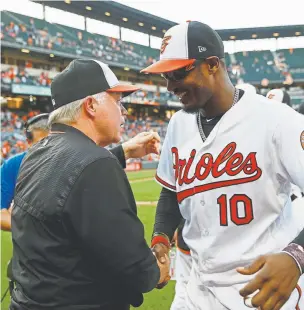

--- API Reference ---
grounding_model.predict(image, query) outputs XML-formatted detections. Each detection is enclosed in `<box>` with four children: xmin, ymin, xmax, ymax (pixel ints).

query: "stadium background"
<box><xmin>1</xmin><ymin>1</ymin><xmax>304</xmax><ymax>309</ymax></box>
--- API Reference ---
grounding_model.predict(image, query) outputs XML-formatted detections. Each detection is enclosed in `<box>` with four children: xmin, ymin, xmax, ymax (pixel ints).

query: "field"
<box><xmin>0</xmin><ymin>169</ymin><xmax>175</xmax><ymax>310</ymax></box>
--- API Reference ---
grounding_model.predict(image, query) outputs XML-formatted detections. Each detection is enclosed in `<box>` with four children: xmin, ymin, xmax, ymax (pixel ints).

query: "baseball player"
<box><xmin>266</xmin><ymin>88</ymin><xmax>304</xmax><ymax>202</ymax></box>
<box><xmin>142</xmin><ymin>21</ymin><xmax>304</xmax><ymax>310</ymax></box>
<box><xmin>266</xmin><ymin>88</ymin><xmax>291</xmax><ymax>106</ymax></box>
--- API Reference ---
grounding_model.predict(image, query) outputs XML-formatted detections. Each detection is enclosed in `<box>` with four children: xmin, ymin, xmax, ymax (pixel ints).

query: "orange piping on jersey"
<box><xmin>155</xmin><ymin>174</ymin><xmax>176</xmax><ymax>190</ymax></box>
<box><xmin>175</xmin><ymin>232</ymin><xmax>191</xmax><ymax>255</ymax></box>
<box><xmin>296</xmin><ymin>284</ymin><xmax>302</xmax><ymax>310</ymax></box>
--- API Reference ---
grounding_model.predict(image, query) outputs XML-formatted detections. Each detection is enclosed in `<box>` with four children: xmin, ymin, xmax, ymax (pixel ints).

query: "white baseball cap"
<box><xmin>141</xmin><ymin>21</ymin><xmax>225</xmax><ymax>74</ymax></box>
<box><xmin>266</xmin><ymin>89</ymin><xmax>291</xmax><ymax>106</ymax></box>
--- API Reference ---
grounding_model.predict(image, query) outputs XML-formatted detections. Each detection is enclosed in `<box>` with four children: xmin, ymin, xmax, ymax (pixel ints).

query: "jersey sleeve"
<box><xmin>273</xmin><ymin>109</ymin><xmax>304</xmax><ymax>191</ymax></box>
<box><xmin>155</xmin><ymin>119</ymin><xmax>177</xmax><ymax>192</ymax></box>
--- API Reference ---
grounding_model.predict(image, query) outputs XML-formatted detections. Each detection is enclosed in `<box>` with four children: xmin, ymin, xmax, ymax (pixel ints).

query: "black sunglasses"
<box><xmin>161</xmin><ymin>60</ymin><xmax>203</xmax><ymax>82</ymax></box>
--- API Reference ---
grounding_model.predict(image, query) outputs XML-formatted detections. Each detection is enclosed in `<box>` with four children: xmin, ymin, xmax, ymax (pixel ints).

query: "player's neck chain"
<box><xmin>197</xmin><ymin>88</ymin><xmax>240</xmax><ymax>142</ymax></box>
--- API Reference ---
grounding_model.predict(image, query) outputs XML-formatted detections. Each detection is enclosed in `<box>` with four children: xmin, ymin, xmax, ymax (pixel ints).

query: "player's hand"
<box><xmin>122</xmin><ymin>131</ymin><xmax>160</xmax><ymax>160</ymax></box>
<box><xmin>153</xmin><ymin>251</ymin><xmax>170</xmax><ymax>289</ymax></box>
<box><xmin>152</xmin><ymin>243</ymin><xmax>170</xmax><ymax>264</ymax></box>
<box><xmin>237</xmin><ymin>253</ymin><xmax>301</xmax><ymax>310</ymax></box>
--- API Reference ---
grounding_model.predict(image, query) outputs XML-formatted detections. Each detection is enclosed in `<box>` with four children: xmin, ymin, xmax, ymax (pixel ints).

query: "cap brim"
<box><xmin>107</xmin><ymin>84</ymin><xmax>140</xmax><ymax>97</ymax></box>
<box><xmin>141</xmin><ymin>59</ymin><xmax>196</xmax><ymax>74</ymax></box>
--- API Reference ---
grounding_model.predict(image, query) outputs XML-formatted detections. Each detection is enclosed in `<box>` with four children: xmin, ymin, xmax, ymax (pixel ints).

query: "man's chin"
<box><xmin>182</xmin><ymin>104</ymin><xmax>200</xmax><ymax>114</ymax></box>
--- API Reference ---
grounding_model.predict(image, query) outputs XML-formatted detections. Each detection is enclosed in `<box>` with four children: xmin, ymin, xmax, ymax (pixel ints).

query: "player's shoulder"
<box><xmin>168</xmin><ymin>109</ymin><xmax>196</xmax><ymax>128</ymax></box>
<box><xmin>2</xmin><ymin>151</ymin><xmax>26</xmax><ymax>169</ymax></box>
<box><xmin>250</xmin><ymin>93</ymin><xmax>299</xmax><ymax>118</ymax></box>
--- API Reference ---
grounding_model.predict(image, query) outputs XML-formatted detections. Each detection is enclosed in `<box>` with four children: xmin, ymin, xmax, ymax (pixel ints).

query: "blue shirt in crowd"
<box><xmin>1</xmin><ymin>152</ymin><xmax>26</xmax><ymax>210</ymax></box>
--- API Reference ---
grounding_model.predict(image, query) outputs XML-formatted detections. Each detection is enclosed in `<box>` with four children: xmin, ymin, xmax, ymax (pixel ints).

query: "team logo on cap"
<box><xmin>267</xmin><ymin>94</ymin><xmax>275</xmax><ymax>99</ymax></box>
<box><xmin>160</xmin><ymin>35</ymin><xmax>172</xmax><ymax>54</ymax></box>
<box><xmin>301</xmin><ymin>130</ymin><xmax>304</xmax><ymax>150</ymax></box>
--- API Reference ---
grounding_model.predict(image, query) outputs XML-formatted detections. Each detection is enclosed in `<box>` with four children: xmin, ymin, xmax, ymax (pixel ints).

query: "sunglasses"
<box><xmin>161</xmin><ymin>60</ymin><xmax>203</xmax><ymax>82</ymax></box>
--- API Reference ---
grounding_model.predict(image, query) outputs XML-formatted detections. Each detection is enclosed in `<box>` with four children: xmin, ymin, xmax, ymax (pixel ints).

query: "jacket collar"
<box><xmin>50</xmin><ymin>123</ymin><xmax>96</xmax><ymax>145</ymax></box>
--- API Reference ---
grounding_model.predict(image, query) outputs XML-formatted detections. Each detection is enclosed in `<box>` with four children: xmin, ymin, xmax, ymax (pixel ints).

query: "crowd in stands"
<box><xmin>1</xmin><ymin>66</ymin><xmax>52</xmax><ymax>87</ymax></box>
<box><xmin>2</xmin><ymin>11</ymin><xmax>304</xmax><ymax>84</ymax></box>
<box><xmin>1</xmin><ymin>109</ymin><xmax>40</xmax><ymax>161</ymax></box>
<box><xmin>1</xmin><ymin>12</ymin><xmax>158</xmax><ymax>68</ymax></box>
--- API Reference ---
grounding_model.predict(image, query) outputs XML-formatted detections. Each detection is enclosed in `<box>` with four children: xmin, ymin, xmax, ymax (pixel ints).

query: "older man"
<box><xmin>10</xmin><ymin>59</ymin><xmax>169</xmax><ymax>310</ymax></box>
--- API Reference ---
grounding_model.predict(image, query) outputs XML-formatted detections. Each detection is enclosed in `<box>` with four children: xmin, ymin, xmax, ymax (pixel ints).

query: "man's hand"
<box><xmin>237</xmin><ymin>253</ymin><xmax>301</xmax><ymax>310</ymax></box>
<box><xmin>122</xmin><ymin>131</ymin><xmax>160</xmax><ymax>160</ymax></box>
<box><xmin>152</xmin><ymin>243</ymin><xmax>170</xmax><ymax>264</ymax></box>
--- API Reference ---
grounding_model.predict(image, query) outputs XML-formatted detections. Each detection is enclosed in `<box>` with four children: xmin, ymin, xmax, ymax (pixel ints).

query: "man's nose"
<box><xmin>166</xmin><ymin>79</ymin><xmax>176</xmax><ymax>93</ymax></box>
<box><xmin>121</xmin><ymin>104</ymin><xmax>128</xmax><ymax>116</ymax></box>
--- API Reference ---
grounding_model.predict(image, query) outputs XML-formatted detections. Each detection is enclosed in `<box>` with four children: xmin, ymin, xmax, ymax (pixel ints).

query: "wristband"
<box><xmin>151</xmin><ymin>233</ymin><xmax>170</xmax><ymax>249</ymax></box>
<box><xmin>282</xmin><ymin>243</ymin><xmax>304</xmax><ymax>274</ymax></box>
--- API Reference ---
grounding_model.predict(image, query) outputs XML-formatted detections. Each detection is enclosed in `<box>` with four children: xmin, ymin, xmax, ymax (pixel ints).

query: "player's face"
<box><xmin>165</xmin><ymin>60</ymin><xmax>215</xmax><ymax>113</ymax></box>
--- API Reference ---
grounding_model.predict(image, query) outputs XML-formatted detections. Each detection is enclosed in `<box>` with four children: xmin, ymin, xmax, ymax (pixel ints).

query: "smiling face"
<box><xmin>164</xmin><ymin>58</ymin><xmax>221</xmax><ymax>114</ymax></box>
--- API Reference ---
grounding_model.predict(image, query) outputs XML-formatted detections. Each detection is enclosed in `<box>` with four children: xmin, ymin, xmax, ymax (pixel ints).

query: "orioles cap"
<box><xmin>51</xmin><ymin>59</ymin><xmax>140</xmax><ymax>109</ymax></box>
<box><xmin>266</xmin><ymin>89</ymin><xmax>291</xmax><ymax>106</ymax></box>
<box><xmin>141</xmin><ymin>21</ymin><xmax>225</xmax><ymax>74</ymax></box>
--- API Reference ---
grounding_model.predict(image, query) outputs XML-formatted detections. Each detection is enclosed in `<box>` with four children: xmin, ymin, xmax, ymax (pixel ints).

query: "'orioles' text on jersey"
<box><xmin>156</xmin><ymin>91</ymin><xmax>304</xmax><ymax>287</ymax></box>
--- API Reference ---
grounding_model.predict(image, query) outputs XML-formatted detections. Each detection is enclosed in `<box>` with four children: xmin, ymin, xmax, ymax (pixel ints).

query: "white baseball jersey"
<box><xmin>156</xmin><ymin>91</ymin><xmax>304</xmax><ymax>289</ymax></box>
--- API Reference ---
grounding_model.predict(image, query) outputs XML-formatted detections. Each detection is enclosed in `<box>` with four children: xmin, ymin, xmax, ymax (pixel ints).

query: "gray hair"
<box><xmin>48</xmin><ymin>98</ymin><xmax>84</xmax><ymax>126</ymax></box>
<box><xmin>48</xmin><ymin>92</ymin><xmax>107</xmax><ymax>126</ymax></box>
<box><xmin>28</xmin><ymin>118</ymin><xmax>49</xmax><ymax>132</ymax></box>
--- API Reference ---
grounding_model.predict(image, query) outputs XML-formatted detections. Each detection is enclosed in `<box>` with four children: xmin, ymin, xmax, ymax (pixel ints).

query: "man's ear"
<box><xmin>206</xmin><ymin>56</ymin><xmax>220</xmax><ymax>75</ymax></box>
<box><xmin>83</xmin><ymin>97</ymin><xmax>96</xmax><ymax>117</ymax></box>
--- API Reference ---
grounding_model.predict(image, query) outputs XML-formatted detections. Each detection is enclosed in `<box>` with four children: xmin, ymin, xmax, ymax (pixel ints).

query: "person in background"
<box><xmin>0</xmin><ymin>113</ymin><xmax>49</xmax><ymax>231</ymax></box>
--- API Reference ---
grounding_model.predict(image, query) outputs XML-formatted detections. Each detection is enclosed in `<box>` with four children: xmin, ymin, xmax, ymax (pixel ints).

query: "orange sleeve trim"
<box><xmin>296</xmin><ymin>284</ymin><xmax>302</xmax><ymax>310</ymax></box>
<box><xmin>155</xmin><ymin>174</ymin><xmax>176</xmax><ymax>190</ymax></box>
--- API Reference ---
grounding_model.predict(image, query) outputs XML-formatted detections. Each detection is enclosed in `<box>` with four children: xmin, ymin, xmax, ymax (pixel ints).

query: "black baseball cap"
<box><xmin>141</xmin><ymin>21</ymin><xmax>225</xmax><ymax>74</ymax></box>
<box><xmin>51</xmin><ymin>59</ymin><xmax>140</xmax><ymax>109</ymax></box>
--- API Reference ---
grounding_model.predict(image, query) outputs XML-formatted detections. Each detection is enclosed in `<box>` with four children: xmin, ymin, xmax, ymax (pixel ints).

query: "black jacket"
<box><xmin>10</xmin><ymin>123</ymin><xmax>159</xmax><ymax>310</ymax></box>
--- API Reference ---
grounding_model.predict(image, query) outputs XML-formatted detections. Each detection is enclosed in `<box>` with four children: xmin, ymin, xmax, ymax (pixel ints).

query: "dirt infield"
<box><xmin>136</xmin><ymin>201</ymin><xmax>157</xmax><ymax>205</ymax></box>
<box><xmin>129</xmin><ymin>177</ymin><xmax>154</xmax><ymax>184</ymax></box>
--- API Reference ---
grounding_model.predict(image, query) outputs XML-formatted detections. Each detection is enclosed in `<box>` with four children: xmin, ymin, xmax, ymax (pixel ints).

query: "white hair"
<box><xmin>48</xmin><ymin>99</ymin><xmax>84</xmax><ymax>126</ymax></box>
<box><xmin>48</xmin><ymin>92</ymin><xmax>111</xmax><ymax>126</ymax></box>
<box><xmin>28</xmin><ymin>118</ymin><xmax>49</xmax><ymax>132</ymax></box>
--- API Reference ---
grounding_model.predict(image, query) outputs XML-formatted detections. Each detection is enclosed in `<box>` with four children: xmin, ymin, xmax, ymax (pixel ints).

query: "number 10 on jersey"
<box><xmin>217</xmin><ymin>194</ymin><xmax>254</xmax><ymax>226</ymax></box>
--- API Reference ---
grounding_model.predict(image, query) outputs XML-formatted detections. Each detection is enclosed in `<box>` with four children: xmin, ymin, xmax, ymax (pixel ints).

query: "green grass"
<box><xmin>131</xmin><ymin>181</ymin><xmax>161</xmax><ymax>202</ymax></box>
<box><xmin>126</xmin><ymin>169</ymin><xmax>156</xmax><ymax>181</ymax></box>
<box><xmin>0</xmin><ymin>171</ymin><xmax>174</xmax><ymax>310</ymax></box>
<box><xmin>1</xmin><ymin>231</ymin><xmax>13</xmax><ymax>310</ymax></box>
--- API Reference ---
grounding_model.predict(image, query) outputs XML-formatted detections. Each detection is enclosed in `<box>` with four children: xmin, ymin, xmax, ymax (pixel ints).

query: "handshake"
<box><xmin>151</xmin><ymin>234</ymin><xmax>172</xmax><ymax>289</ymax></box>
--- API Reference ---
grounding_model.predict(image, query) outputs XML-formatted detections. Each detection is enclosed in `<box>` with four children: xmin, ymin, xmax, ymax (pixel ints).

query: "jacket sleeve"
<box><xmin>109</xmin><ymin>145</ymin><xmax>126</xmax><ymax>169</ymax></box>
<box><xmin>64</xmin><ymin>157</ymin><xmax>159</xmax><ymax>294</ymax></box>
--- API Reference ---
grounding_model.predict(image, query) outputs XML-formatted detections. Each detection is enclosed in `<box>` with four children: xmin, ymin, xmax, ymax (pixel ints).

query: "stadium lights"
<box><xmin>252</xmin><ymin>34</ymin><xmax>257</xmax><ymax>38</ymax></box>
<box><xmin>151</xmin><ymin>26</ymin><xmax>156</xmax><ymax>30</ymax></box>
<box><xmin>105</xmin><ymin>12</ymin><xmax>111</xmax><ymax>16</ymax></box>
<box><xmin>64</xmin><ymin>0</ymin><xmax>71</xmax><ymax>4</ymax></box>
<box><xmin>50</xmin><ymin>54</ymin><xmax>55</xmax><ymax>58</ymax></box>
<box><xmin>138</xmin><ymin>22</ymin><xmax>144</xmax><ymax>26</ymax></box>
<box><xmin>21</xmin><ymin>49</ymin><xmax>30</xmax><ymax>53</ymax></box>
<box><xmin>230</xmin><ymin>35</ymin><xmax>236</xmax><ymax>40</ymax></box>
<box><xmin>162</xmin><ymin>29</ymin><xmax>166</xmax><ymax>33</ymax></box>
<box><xmin>295</xmin><ymin>32</ymin><xmax>301</xmax><ymax>36</ymax></box>
<box><xmin>273</xmin><ymin>32</ymin><xmax>279</xmax><ymax>37</ymax></box>
<box><xmin>124</xmin><ymin>67</ymin><xmax>130</xmax><ymax>71</ymax></box>
<box><xmin>122</xmin><ymin>17</ymin><xmax>128</xmax><ymax>22</ymax></box>
<box><xmin>86</xmin><ymin>6</ymin><xmax>92</xmax><ymax>11</ymax></box>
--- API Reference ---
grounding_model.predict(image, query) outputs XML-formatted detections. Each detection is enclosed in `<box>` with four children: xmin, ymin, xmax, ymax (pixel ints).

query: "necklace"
<box><xmin>197</xmin><ymin>88</ymin><xmax>240</xmax><ymax>142</ymax></box>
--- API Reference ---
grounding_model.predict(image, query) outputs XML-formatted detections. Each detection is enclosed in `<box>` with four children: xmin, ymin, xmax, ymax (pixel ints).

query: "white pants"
<box><xmin>185</xmin><ymin>268</ymin><xmax>304</xmax><ymax>310</ymax></box>
<box><xmin>170</xmin><ymin>250</ymin><xmax>192</xmax><ymax>310</ymax></box>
